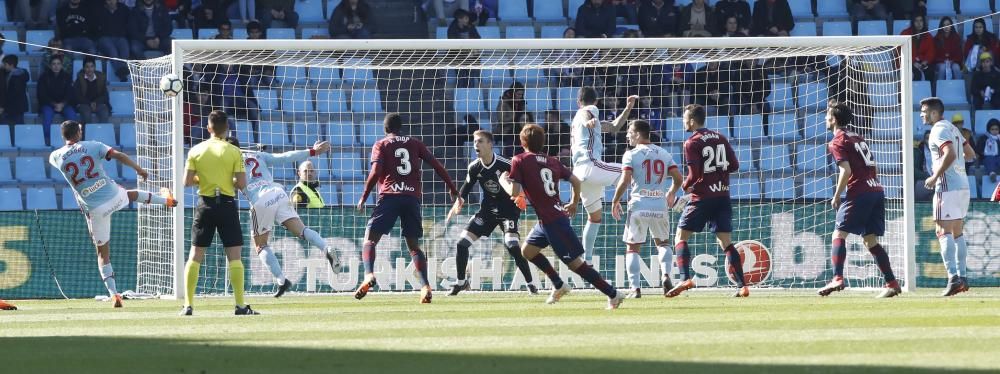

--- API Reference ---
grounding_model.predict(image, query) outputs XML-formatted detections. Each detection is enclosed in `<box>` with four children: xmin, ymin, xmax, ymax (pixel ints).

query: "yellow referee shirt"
<box><xmin>186</xmin><ymin>137</ymin><xmax>245</xmax><ymax>197</ymax></box>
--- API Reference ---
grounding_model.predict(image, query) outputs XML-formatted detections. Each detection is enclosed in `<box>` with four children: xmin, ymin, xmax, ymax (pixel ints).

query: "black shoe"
<box><xmin>662</xmin><ymin>276</ymin><xmax>674</xmax><ymax>297</ymax></box>
<box><xmin>179</xmin><ymin>306</ymin><xmax>193</xmax><ymax>316</ymax></box>
<box><xmin>325</xmin><ymin>248</ymin><xmax>340</xmax><ymax>273</ymax></box>
<box><xmin>527</xmin><ymin>284</ymin><xmax>539</xmax><ymax>295</ymax></box>
<box><xmin>448</xmin><ymin>280</ymin><xmax>470</xmax><ymax>296</ymax></box>
<box><xmin>941</xmin><ymin>275</ymin><xmax>962</xmax><ymax>297</ymax></box>
<box><xmin>959</xmin><ymin>277</ymin><xmax>970</xmax><ymax>293</ymax></box>
<box><xmin>274</xmin><ymin>278</ymin><xmax>292</xmax><ymax>298</ymax></box>
<box><xmin>235</xmin><ymin>305</ymin><xmax>260</xmax><ymax>315</ymax></box>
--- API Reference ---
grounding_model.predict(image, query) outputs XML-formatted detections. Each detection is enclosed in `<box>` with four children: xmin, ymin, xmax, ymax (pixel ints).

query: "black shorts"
<box><xmin>678</xmin><ymin>196</ymin><xmax>733</xmax><ymax>233</ymax></box>
<box><xmin>466</xmin><ymin>211</ymin><xmax>520</xmax><ymax>238</ymax></box>
<box><xmin>367</xmin><ymin>195</ymin><xmax>422</xmax><ymax>238</ymax></box>
<box><xmin>192</xmin><ymin>195</ymin><xmax>243</xmax><ymax>247</ymax></box>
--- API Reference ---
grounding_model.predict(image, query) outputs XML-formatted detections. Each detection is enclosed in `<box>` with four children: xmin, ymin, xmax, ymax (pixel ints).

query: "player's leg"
<box><xmin>451</xmin><ymin>214</ymin><xmax>489</xmax><ymax>295</ymax></box>
<box><xmin>667</xmin><ymin>201</ymin><xmax>704</xmax><ymax>297</ymax></box>
<box><xmin>281</xmin><ymin>212</ymin><xmax>340</xmax><ymax>271</ymax></box>
<box><xmin>653</xmin><ymin>238</ymin><xmax>674</xmax><ymax>294</ymax></box>
<box><xmin>578</xmin><ymin>162</ymin><xmax>619</xmax><ymax>264</ymax></box>
<box><xmin>126</xmin><ymin>188</ymin><xmax>177</xmax><ymax>207</ymax></box>
<box><xmin>501</xmin><ymin>219</ymin><xmax>535</xmax><ymax>293</ymax></box>
<box><xmin>549</xmin><ymin>219</ymin><xmax>621</xmax><ymax>308</ymax></box>
<box><xmin>521</xmin><ymin>224</ymin><xmax>567</xmax><ymax>298</ymax></box>
<box><xmin>94</xmin><ymin>242</ymin><xmax>121</xmax><ymax>307</ymax></box>
<box><xmin>819</xmin><ymin>230</ymin><xmax>850</xmax><ymax>296</ymax></box>
<box><xmin>399</xmin><ymin>196</ymin><xmax>432</xmax><ymax>303</ymax></box>
<box><xmin>356</xmin><ymin>197</ymin><xmax>398</xmax><ymax>299</ymax></box>
<box><xmin>716</xmin><ymin>231</ymin><xmax>748</xmax><ymax>297</ymax></box>
<box><xmin>864</xmin><ymin>195</ymin><xmax>900</xmax><ymax>299</ymax></box>
<box><xmin>954</xmin><ymin>219</ymin><xmax>969</xmax><ymax>292</ymax></box>
<box><xmin>86</xmin><ymin>190</ymin><xmax>127</xmax><ymax>307</ymax></box>
<box><xmin>622</xmin><ymin>211</ymin><xmax>647</xmax><ymax>297</ymax></box>
<box><xmin>249</xmin><ymin>201</ymin><xmax>288</xmax><ymax>291</ymax></box>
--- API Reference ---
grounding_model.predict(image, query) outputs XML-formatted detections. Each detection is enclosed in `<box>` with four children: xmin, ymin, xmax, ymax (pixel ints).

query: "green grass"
<box><xmin>2</xmin><ymin>289</ymin><xmax>1000</xmax><ymax>373</ymax></box>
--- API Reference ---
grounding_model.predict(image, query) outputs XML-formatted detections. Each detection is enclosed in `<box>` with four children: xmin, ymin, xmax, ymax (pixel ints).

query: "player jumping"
<box><xmin>610</xmin><ymin>120</ymin><xmax>682</xmax><ymax>298</ymax></box>
<box><xmin>226</xmin><ymin>137</ymin><xmax>341</xmax><ymax>298</ymax></box>
<box><xmin>570</xmin><ymin>88</ymin><xmax>637</xmax><ymax>264</ymax></box>
<box><xmin>49</xmin><ymin>120</ymin><xmax>177</xmax><ymax>308</ymax></box>
<box><xmin>501</xmin><ymin>124</ymin><xmax>624</xmax><ymax>309</ymax></box>
<box><xmin>666</xmin><ymin>104</ymin><xmax>749</xmax><ymax>298</ymax></box>
<box><xmin>446</xmin><ymin>130</ymin><xmax>537</xmax><ymax>295</ymax></box>
<box><xmin>919</xmin><ymin>98</ymin><xmax>977</xmax><ymax>296</ymax></box>
<box><xmin>355</xmin><ymin>113</ymin><xmax>459</xmax><ymax>303</ymax></box>
<box><xmin>818</xmin><ymin>101</ymin><xmax>901</xmax><ymax>298</ymax></box>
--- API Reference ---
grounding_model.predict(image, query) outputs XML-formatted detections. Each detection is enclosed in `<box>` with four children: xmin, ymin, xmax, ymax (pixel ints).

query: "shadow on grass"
<box><xmin>0</xmin><ymin>336</ymin><xmax>992</xmax><ymax>374</ymax></box>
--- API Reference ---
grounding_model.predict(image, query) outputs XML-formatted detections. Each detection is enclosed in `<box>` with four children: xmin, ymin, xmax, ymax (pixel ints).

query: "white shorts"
<box><xmin>572</xmin><ymin>160</ymin><xmax>622</xmax><ymax>213</ymax></box>
<box><xmin>250</xmin><ymin>189</ymin><xmax>299</xmax><ymax>236</ymax></box>
<box><xmin>933</xmin><ymin>189</ymin><xmax>970</xmax><ymax>221</ymax></box>
<box><xmin>622</xmin><ymin>210</ymin><xmax>671</xmax><ymax>244</ymax></box>
<box><xmin>85</xmin><ymin>186</ymin><xmax>129</xmax><ymax>246</ymax></box>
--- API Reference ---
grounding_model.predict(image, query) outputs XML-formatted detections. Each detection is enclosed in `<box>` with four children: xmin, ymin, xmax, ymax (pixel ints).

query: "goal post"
<box><xmin>134</xmin><ymin>36</ymin><xmax>916</xmax><ymax>299</ymax></box>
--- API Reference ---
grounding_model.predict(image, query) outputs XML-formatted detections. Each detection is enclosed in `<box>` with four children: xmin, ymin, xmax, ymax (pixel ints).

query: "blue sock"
<box><xmin>955</xmin><ymin>235</ymin><xmax>968</xmax><ymax>277</ymax></box>
<box><xmin>257</xmin><ymin>246</ymin><xmax>285</xmax><ymax>282</ymax></box>
<box><xmin>626</xmin><ymin>251</ymin><xmax>641</xmax><ymax>289</ymax></box>
<box><xmin>301</xmin><ymin>228</ymin><xmax>328</xmax><ymax>251</ymax></box>
<box><xmin>582</xmin><ymin>221</ymin><xmax>600</xmax><ymax>263</ymax></box>
<box><xmin>938</xmin><ymin>233</ymin><xmax>957</xmax><ymax>277</ymax></box>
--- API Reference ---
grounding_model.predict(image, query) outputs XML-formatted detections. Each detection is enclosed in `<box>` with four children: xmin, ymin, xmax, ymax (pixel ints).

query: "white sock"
<box><xmin>257</xmin><ymin>246</ymin><xmax>285</xmax><ymax>282</ymax></box>
<box><xmin>301</xmin><ymin>228</ymin><xmax>328</xmax><ymax>250</ymax></box>
<box><xmin>938</xmin><ymin>233</ymin><xmax>957</xmax><ymax>277</ymax></box>
<box><xmin>583</xmin><ymin>221</ymin><xmax>600</xmax><ymax>263</ymax></box>
<box><xmin>657</xmin><ymin>245</ymin><xmax>673</xmax><ymax>279</ymax></box>
<box><xmin>100</xmin><ymin>263</ymin><xmax>117</xmax><ymax>296</ymax></box>
<box><xmin>131</xmin><ymin>190</ymin><xmax>167</xmax><ymax>205</ymax></box>
<box><xmin>626</xmin><ymin>251</ymin><xmax>641</xmax><ymax>290</ymax></box>
<box><xmin>955</xmin><ymin>235</ymin><xmax>968</xmax><ymax>277</ymax></box>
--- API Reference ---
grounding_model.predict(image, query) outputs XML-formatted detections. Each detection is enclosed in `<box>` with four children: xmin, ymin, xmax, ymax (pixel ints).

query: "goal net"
<box><xmin>131</xmin><ymin>37</ymin><xmax>915</xmax><ymax>299</ymax></box>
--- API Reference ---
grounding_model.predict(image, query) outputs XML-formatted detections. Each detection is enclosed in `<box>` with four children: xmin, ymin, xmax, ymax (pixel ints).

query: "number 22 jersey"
<box><xmin>49</xmin><ymin>141</ymin><xmax>120</xmax><ymax>211</ymax></box>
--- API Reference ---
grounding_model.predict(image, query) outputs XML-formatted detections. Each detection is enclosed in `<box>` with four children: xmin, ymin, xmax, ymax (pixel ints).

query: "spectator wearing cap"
<box><xmin>575</xmin><ymin>0</ymin><xmax>616</xmax><ymax>38</ymax></box>
<box><xmin>750</xmin><ymin>0</ymin><xmax>793</xmax><ymax>37</ymax></box>
<box><xmin>95</xmin><ymin>0</ymin><xmax>132</xmax><ymax>82</ymax></box>
<box><xmin>56</xmin><ymin>0</ymin><xmax>97</xmax><ymax>54</ymax></box>
<box><xmin>74</xmin><ymin>57</ymin><xmax>111</xmax><ymax>125</ymax></box>
<box><xmin>977</xmin><ymin>119</ymin><xmax>1000</xmax><ymax>181</ymax></box>
<box><xmin>973</xmin><ymin>52</ymin><xmax>1000</xmax><ymax>110</ymax></box>
<box><xmin>900</xmin><ymin>14</ymin><xmax>936</xmax><ymax>83</ymax></box>
<box><xmin>950</xmin><ymin>114</ymin><xmax>977</xmax><ymax>170</ymax></box>
<box><xmin>257</xmin><ymin>0</ymin><xmax>300</xmax><ymax>29</ymax></box>
<box><xmin>933</xmin><ymin>17</ymin><xmax>963</xmax><ymax>81</ymax></box>
<box><xmin>638</xmin><ymin>0</ymin><xmax>679</xmax><ymax>37</ymax></box>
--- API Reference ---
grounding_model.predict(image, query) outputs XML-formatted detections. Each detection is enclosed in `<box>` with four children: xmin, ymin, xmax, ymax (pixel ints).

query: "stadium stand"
<box><xmin>0</xmin><ymin>187</ymin><xmax>22</xmax><ymax>211</ymax></box>
<box><xmin>26</xmin><ymin>187</ymin><xmax>57</xmax><ymax>210</ymax></box>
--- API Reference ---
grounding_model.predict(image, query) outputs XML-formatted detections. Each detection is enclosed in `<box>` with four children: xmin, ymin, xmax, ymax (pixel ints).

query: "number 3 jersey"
<box><xmin>621</xmin><ymin>143</ymin><xmax>678</xmax><ymax>211</ymax></box>
<box><xmin>828</xmin><ymin>129</ymin><xmax>883</xmax><ymax>198</ymax></box>
<box><xmin>49</xmin><ymin>140</ymin><xmax>120</xmax><ymax>211</ymax></box>
<box><xmin>509</xmin><ymin>151</ymin><xmax>573</xmax><ymax>224</ymax></box>
<box><xmin>241</xmin><ymin>149</ymin><xmax>314</xmax><ymax>204</ymax></box>
<box><xmin>683</xmin><ymin>128</ymin><xmax>740</xmax><ymax>202</ymax></box>
<box><xmin>370</xmin><ymin>134</ymin><xmax>457</xmax><ymax>200</ymax></box>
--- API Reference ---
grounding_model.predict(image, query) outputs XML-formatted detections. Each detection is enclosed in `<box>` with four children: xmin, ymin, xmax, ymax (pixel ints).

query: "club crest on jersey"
<box><xmin>483</xmin><ymin>180</ymin><xmax>501</xmax><ymax>194</ymax></box>
<box><xmin>708</xmin><ymin>181</ymin><xmax>729</xmax><ymax>193</ymax></box>
<box><xmin>725</xmin><ymin>240</ymin><xmax>773</xmax><ymax>286</ymax></box>
<box><xmin>388</xmin><ymin>182</ymin><xmax>416</xmax><ymax>192</ymax></box>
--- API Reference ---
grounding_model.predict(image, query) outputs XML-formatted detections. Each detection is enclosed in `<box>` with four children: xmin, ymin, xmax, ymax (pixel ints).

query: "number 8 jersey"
<box><xmin>49</xmin><ymin>140</ymin><xmax>120</xmax><ymax>211</ymax></box>
<box><xmin>828</xmin><ymin>129</ymin><xmax>883</xmax><ymax>198</ymax></box>
<box><xmin>509</xmin><ymin>151</ymin><xmax>573</xmax><ymax>224</ymax></box>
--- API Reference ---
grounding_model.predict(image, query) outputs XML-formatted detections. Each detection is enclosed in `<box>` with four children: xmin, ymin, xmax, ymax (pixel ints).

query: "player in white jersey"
<box><xmin>49</xmin><ymin>121</ymin><xmax>176</xmax><ymax>308</ymax></box>
<box><xmin>919</xmin><ymin>98</ymin><xmax>977</xmax><ymax>296</ymax></box>
<box><xmin>226</xmin><ymin>137</ymin><xmax>340</xmax><ymax>297</ymax></box>
<box><xmin>610</xmin><ymin>120</ymin><xmax>682</xmax><ymax>298</ymax></box>
<box><xmin>570</xmin><ymin>86</ymin><xmax>637</xmax><ymax>263</ymax></box>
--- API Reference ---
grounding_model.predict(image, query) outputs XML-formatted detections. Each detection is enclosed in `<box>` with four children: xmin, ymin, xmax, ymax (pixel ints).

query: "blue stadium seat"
<box><xmin>968</xmin><ymin>175</ymin><xmax>980</xmax><ymax>199</ymax></box>
<box><xmin>816</xmin><ymin>1</ymin><xmax>846</xmax><ymax>17</ymax></box>
<box><xmin>14</xmin><ymin>125</ymin><xmax>48</xmax><ymax>151</ymax></box>
<box><xmin>258</xmin><ymin>122</ymin><xmax>289</xmax><ymax>147</ymax></box>
<box><xmin>281</xmin><ymin>88</ymin><xmax>314</xmax><ymax>112</ymax></box>
<box><xmin>797</xmin><ymin>82</ymin><xmax>828</xmax><ymax>111</ymax></box>
<box><xmin>505</xmin><ymin>25</ymin><xmax>535</xmax><ymax>38</ymax></box>
<box><xmin>768</xmin><ymin>113</ymin><xmax>800</xmax><ymax>141</ymax></box>
<box><xmin>0</xmin><ymin>188</ymin><xmax>22</xmax><ymax>211</ymax></box>
<box><xmin>1</xmin><ymin>36</ymin><xmax>19</xmax><ymax>55</ymax></box>
<box><xmin>109</xmin><ymin>91</ymin><xmax>135</xmax><ymax>114</ymax></box>
<box><xmin>871</xmin><ymin>113</ymin><xmax>901</xmax><ymax>139</ymax></box>
<box><xmin>789</xmin><ymin>0</ymin><xmax>813</xmax><ymax>17</ymax></box>
<box><xmin>310</xmin><ymin>156</ymin><xmax>332</xmax><ymax>179</ymax></box>
<box><xmin>868</xmin><ymin>82</ymin><xmax>899</xmax><ymax>108</ymax></box>
<box><xmin>358</xmin><ymin>122</ymin><xmax>383</xmax><ymax>146</ymax></box>
<box><xmin>974</xmin><ymin>110</ymin><xmax>1000</xmax><ymax>135</ymax></box>
<box><xmin>342</xmin><ymin>183</ymin><xmax>375</xmax><ymax>206</ymax></box>
<box><xmin>731</xmin><ymin>114</ymin><xmax>763</xmax><ymax>141</ymax></box>
<box><xmin>171</xmin><ymin>28</ymin><xmax>194</xmax><ymax>40</ymax></box>
<box><xmin>733</xmin><ymin>145</ymin><xmax>755</xmax><ymax>172</ymax></box>
<box><xmin>315</xmin><ymin>89</ymin><xmax>347</xmax><ymax>113</ymax></box>
<box><xmin>342</xmin><ymin>65</ymin><xmax>376</xmax><ymax>88</ymax></box>
<box><xmin>16</xmin><ymin>157</ymin><xmax>49</xmax><ymax>183</ymax></box>
<box><xmin>25</xmin><ymin>30</ymin><xmax>54</xmax><ymax>53</ymax></box>
<box><xmin>705</xmin><ymin>116</ymin><xmax>729</xmax><ymax>135</ymax></box>
<box><xmin>0</xmin><ymin>158</ymin><xmax>13</xmax><ymax>185</ymax></box>
<box><xmin>478</xmin><ymin>26</ymin><xmax>502</xmax><ymax>39</ymax></box>
<box><xmin>872</xmin><ymin>143</ymin><xmax>902</xmax><ymax>172</ymax></box>
<box><xmin>119</xmin><ymin>123</ymin><xmax>136</xmax><ymax>151</ymax></box>
<box><xmin>301</xmin><ymin>28</ymin><xmax>329</xmax><ymax>39</ymax></box>
<box><xmin>524</xmin><ymin>87</ymin><xmax>552</xmax><ymax>113</ymax></box>
<box><xmin>318</xmin><ymin>184</ymin><xmax>339</xmax><ymax>206</ymax></box>
<box><xmin>982</xmin><ymin>177</ymin><xmax>996</xmax><ymax>200</ymax></box>
<box><xmin>276</xmin><ymin>66</ymin><xmax>307</xmax><ymax>86</ymax></box>
<box><xmin>663</xmin><ymin>117</ymin><xmax>687</xmax><ymax>142</ymax></box>
<box><xmin>802</xmin><ymin>177</ymin><xmax>834</xmax><ymax>199</ymax></box>
<box><xmin>327</xmin><ymin>122</ymin><xmax>356</xmax><ymax>146</ymax></box>
<box><xmin>48</xmin><ymin>125</ymin><xmax>62</xmax><ymax>148</ymax></box>
<box><xmin>308</xmin><ymin>67</ymin><xmax>342</xmax><ymax>86</ymax></box>
<box><xmin>961</xmin><ymin>0</ymin><xmax>992</xmax><ymax>15</ymax></box>
<box><xmin>481</xmin><ymin>67</ymin><xmax>512</xmax><ymax>86</ymax></box>
<box><xmin>534</xmin><ymin>0</ymin><xmax>565</xmax><ymax>21</ymax></box>
<box><xmin>330</xmin><ymin>152</ymin><xmax>364</xmax><ymax>180</ymax></box>
<box><xmin>234</xmin><ymin>122</ymin><xmax>255</xmax><ymax>145</ymax></box>
<box><xmin>291</xmin><ymin>122</ymin><xmax>325</xmax><ymax>147</ymax></box>
<box><xmin>731</xmin><ymin>178</ymin><xmax>761</xmax><ymax>199</ymax></box>
<box><xmin>912</xmin><ymin>81</ymin><xmax>932</xmax><ymax>108</ymax></box>
<box><xmin>61</xmin><ymin>187</ymin><xmax>79</xmax><ymax>210</ymax></box>
<box><xmin>797</xmin><ymin>143</ymin><xmax>830</xmax><ymax>172</ymax></box>
<box><xmin>256</xmin><ymin>89</ymin><xmax>280</xmax><ymax>111</ymax></box>
<box><xmin>924</xmin><ymin>0</ymin><xmax>955</xmax><ymax>16</ymax></box>
<box><xmin>759</xmin><ymin>145</ymin><xmax>790</xmax><ymax>171</ymax></box>
<box><xmin>822</xmin><ymin>21</ymin><xmax>852</xmax><ymax>36</ymax></box>
<box><xmin>299</xmin><ymin>0</ymin><xmax>325</xmax><ymax>22</ymax></box>
<box><xmin>26</xmin><ymin>187</ymin><xmax>57</xmax><ymax>210</ymax></box>
<box><xmin>512</xmin><ymin>68</ymin><xmax>546</xmax><ymax>86</ymax></box>
<box><xmin>790</xmin><ymin>21</ymin><xmax>817</xmax><ymax>37</ymax></box>
<box><xmin>857</xmin><ymin>20</ymin><xmax>888</xmax><ymax>35</ymax></box>
<box><xmin>541</xmin><ymin>25</ymin><xmax>568</xmax><ymax>38</ymax></box>
<box><xmin>48</xmin><ymin>159</ymin><xmax>63</xmax><ymax>182</ymax></box>
<box><xmin>268</xmin><ymin>28</ymin><xmax>296</xmax><ymax>39</ymax></box>
<box><xmin>454</xmin><ymin>88</ymin><xmax>485</xmax><ymax>117</ymax></box>
<box><xmin>0</xmin><ymin>125</ymin><xmax>14</xmax><ymax>152</ymax></box>
<box><xmin>85</xmin><ymin>123</ymin><xmax>117</xmax><ymax>147</ymax></box>
<box><xmin>436</xmin><ymin>26</ymin><xmax>448</xmax><ymax>39</ymax></box>
<box><xmin>765</xmin><ymin>178</ymin><xmax>796</xmax><ymax>199</ymax></box>
<box><xmin>351</xmin><ymin>89</ymin><xmax>383</xmax><ymax>115</ymax></box>
<box><xmin>937</xmin><ymin>80</ymin><xmax>967</xmax><ymax>105</ymax></box>
<box><xmin>556</xmin><ymin>86</ymin><xmax>580</xmax><ymax>114</ymax></box>
<box><xmin>499</xmin><ymin>0</ymin><xmax>530</xmax><ymax>22</ymax></box>
<box><xmin>881</xmin><ymin>175</ymin><xmax>903</xmax><ymax>198</ymax></box>
<box><xmin>768</xmin><ymin>82</ymin><xmax>793</xmax><ymax>112</ymax></box>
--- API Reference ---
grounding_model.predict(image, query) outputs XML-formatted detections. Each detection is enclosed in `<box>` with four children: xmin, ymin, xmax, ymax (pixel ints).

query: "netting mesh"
<box><xmin>132</xmin><ymin>39</ymin><xmax>911</xmax><ymax>297</ymax></box>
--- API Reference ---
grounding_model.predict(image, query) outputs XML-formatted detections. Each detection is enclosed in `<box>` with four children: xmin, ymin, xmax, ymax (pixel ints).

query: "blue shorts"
<box><xmin>367</xmin><ymin>195</ymin><xmax>423</xmax><ymax>238</ymax></box>
<box><xmin>525</xmin><ymin>217</ymin><xmax>585</xmax><ymax>264</ymax></box>
<box><xmin>836</xmin><ymin>191</ymin><xmax>885</xmax><ymax>236</ymax></box>
<box><xmin>678</xmin><ymin>196</ymin><xmax>733</xmax><ymax>233</ymax></box>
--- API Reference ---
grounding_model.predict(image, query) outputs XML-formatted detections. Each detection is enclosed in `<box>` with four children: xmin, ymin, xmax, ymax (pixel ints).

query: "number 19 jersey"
<box><xmin>622</xmin><ymin>143</ymin><xmax>678</xmax><ymax>211</ymax></box>
<box><xmin>49</xmin><ymin>141</ymin><xmax>120</xmax><ymax>211</ymax></box>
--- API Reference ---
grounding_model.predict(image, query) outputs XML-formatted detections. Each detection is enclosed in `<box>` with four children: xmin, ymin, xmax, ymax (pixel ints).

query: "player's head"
<box><xmin>207</xmin><ymin>110</ymin><xmax>229</xmax><ymax>137</ymax></box>
<box><xmin>61</xmin><ymin>120</ymin><xmax>83</xmax><ymax>142</ymax></box>
<box><xmin>383</xmin><ymin>112</ymin><xmax>403</xmax><ymax>134</ymax></box>
<box><xmin>577</xmin><ymin>86</ymin><xmax>598</xmax><ymax>107</ymax></box>
<box><xmin>919</xmin><ymin>97</ymin><xmax>945</xmax><ymax>125</ymax></box>
<box><xmin>519</xmin><ymin>123</ymin><xmax>546</xmax><ymax>153</ymax></box>
<box><xmin>682</xmin><ymin>104</ymin><xmax>705</xmax><ymax>132</ymax></box>
<box><xmin>627</xmin><ymin>119</ymin><xmax>652</xmax><ymax>147</ymax></box>
<box><xmin>826</xmin><ymin>100</ymin><xmax>853</xmax><ymax>130</ymax></box>
<box><xmin>1</xmin><ymin>54</ymin><xmax>18</xmax><ymax>71</ymax></box>
<box><xmin>472</xmin><ymin>130</ymin><xmax>494</xmax><ymax>157</ymax></box>
<box><xmin>298</xmin><ymin>160</ymin><xmax>317</xmax><ymax>182</ymax></box>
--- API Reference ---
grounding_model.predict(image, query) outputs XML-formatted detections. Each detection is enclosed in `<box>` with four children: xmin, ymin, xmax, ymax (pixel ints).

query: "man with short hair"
<box><xmin>0</xmin><ymin>55</ymin><xmax>30</xmax><ymax>127</ymax></box>
<box><xmin>127</xmin><ymin>0</ymin><xmax>173</xmax><ymax>58</ymax></box>
<box><xmin>38</xmin><ymin>56</ymin><xmax>79</xmax><ymax>144</ymax></box>
<box><xmin>290</xmin><ymin>160</ymin><xmax>324</xmax><ymax>209</ymax></box>
<box><xmin>56</xmin><ymin>0</ymin><xmax>97</xmax><ymax>54</ymax></box>
<box><xmin>181</xmin><ymin>110</ymin><xmax>256</xmax><ymax>316</ymax></box>
<box><xmin>73</xmin><ymin>57</ymin><xmax>111</xmax><ymax>125</ymax></box>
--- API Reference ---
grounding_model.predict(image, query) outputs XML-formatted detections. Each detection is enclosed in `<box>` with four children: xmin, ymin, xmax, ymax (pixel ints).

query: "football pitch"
<box><xmin>2</xmin><ymin>289</ymin><xmax>999</xmax><ymax>374</ymax></box>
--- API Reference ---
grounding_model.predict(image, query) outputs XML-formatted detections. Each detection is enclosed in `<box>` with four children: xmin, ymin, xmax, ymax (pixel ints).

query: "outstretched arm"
<box><xmin>111</xmin><ymin>151</ymin><xmax>149</xmax><ymax>181</ymax></box>
<box><xmin>269</xmin><ymin>141</ymin><xmax>331</xmax><ymax>164</ymax></box>
<box><xmin>604</xmin><ymin>95</ymin><xmax>639</xmax><ymax>133</ymax></box>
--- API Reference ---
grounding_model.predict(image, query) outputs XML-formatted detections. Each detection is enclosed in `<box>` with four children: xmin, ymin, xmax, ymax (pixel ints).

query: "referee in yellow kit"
<box><xmin>179</xmin><ymin>110</ymin><xmax>257</xmax><ymax>316</ymax></box>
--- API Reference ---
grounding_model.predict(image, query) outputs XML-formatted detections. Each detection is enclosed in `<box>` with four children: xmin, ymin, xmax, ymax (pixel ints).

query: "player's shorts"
<box><xmin>933</xmin><ymin>189</ymin><xmax>970</xmax><ymax>221</ymax></box>
<box><xmin>250</xmin><ymin>189</ymin><xmax>299</xmax><ymax>236</ymax></box>
<box><xmin>466</xmin><ymin>211</ymin><xmax>519</xmax><ymax>238</ymax></box>
<box><xmin>367</xmin><ymin>194</ymin><xmax>423</xmax><ymax>238</ymax></box>
<box><xmin>678</xmin><ymin>196</ymin><xmax>733</xmax><ymax>233</ymax></box>
<box><xmin>192</xmin><ymin>195</ymin><xmax>243</xmax><ymax>247</ymax></box>
<box><xmin>84</xmin><ymin>186</ymin><xmax>129</xmax><ymax>246</ymax></box>
<box><xmin>572</xmin><ymin>159</ymin><xmax>622</xmax><ymax>213</ymax></box>
<box><xmin>623</xmin><ymin>209</ymin><xmax>671</xmax><ymax>244</ymax></box>
<box><xmin>525</xmin><ymin>217</ymin><xmax>585</xmax><ymax>264</ymax></box>
<box><xmin>836</xmin><ymin>191</ymin><xmax>885</xmax><ymax>236</ymax></box>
